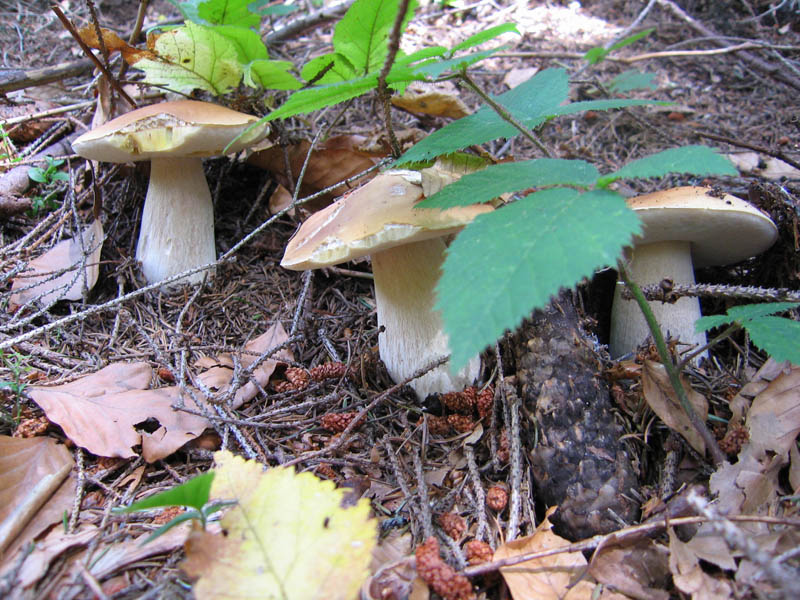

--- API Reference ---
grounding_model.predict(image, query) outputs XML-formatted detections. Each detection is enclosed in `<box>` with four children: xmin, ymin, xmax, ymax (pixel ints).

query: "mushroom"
<box><xmin>610</xmin><ymin>186</ymin><xmax>778</xmax><ymax>359</ymax></box>
<box><xmin>280</xmin><ymin>170</ymin><xmax>493</xmax><ymax>400</ymax></box>
<box><xmin>72</xmin><ymin>100</ymin><xmax>269</xmax><ymax>287</ymax></box>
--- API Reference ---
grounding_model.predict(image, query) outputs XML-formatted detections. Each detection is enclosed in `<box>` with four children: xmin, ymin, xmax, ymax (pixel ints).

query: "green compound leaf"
<box><xmin>397</xmin><ymin>68</ymin><xmax>570</xmax><ymax>164</ymax></box>
<box><xmin>114</xmin><ymin>472</ymin><xmax>215</xmax><ymax>513</ymax></box>
<box><xmin>333</xmin><ymin>0</ymin><xmax>418</xmax><ymax>75</ymax></box>
<box><xmin>598</xmin><ymin>145</ymin><xmax>737</xmax><ymax>187</ymax></box>
<box><xmin>245</xmin><ymin>59</ymin><xmax>301</xmax><ymax>89</ymax></box>
<box><xmin>438</xmin><ymin>188</ymin><xmax>641</xmax><ymax>370</ymax></box>
<box><xmin>134</xmin><ymin>22</ymin><xmax>241</xmax><ymax>95</ymax></box>
<box><xmin>418</xmin><ymin>159</ymin><xmax>600</xmax><ymax>209</ymax></box>
<box><xmin>608</xmin><ymin>69</ymin><xmax>658</xmax><ymax>94</ymax></box>
<box><xmin>452</xmin><ymin>22</ymin><xmax>519</xmax><ymax>53</ymax></box>
<box><xmin>696</xmin><ymin>303</ymin><xmax>800</xmax><ymax>366</ymax></box>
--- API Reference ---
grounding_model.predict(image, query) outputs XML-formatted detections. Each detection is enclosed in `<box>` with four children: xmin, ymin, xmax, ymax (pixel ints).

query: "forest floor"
<box><xmin>1</xmin><ymin>0</ymin><xmax>799</xmax><ymax>598</ymax></box>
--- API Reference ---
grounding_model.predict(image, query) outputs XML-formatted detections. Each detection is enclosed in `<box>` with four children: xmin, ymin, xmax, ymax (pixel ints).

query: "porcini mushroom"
<box><xmin>72</xmin><ymin>100</ymin><xmax>269</xmax><ymax>287</ymax></box>
<box><xmin>610</xmin><ymin>186</ymin><xmax>778</xmax><ymax>359</ymax></box>
<box><xmin>280</xmin><ymin>170</ymin><xmax>493</xmax><ymax>400</ymax></box>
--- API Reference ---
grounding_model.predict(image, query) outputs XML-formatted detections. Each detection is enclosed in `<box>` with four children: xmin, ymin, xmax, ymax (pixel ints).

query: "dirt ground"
<box><xmin>1</xmin><ymin>0</ymin><xmax>799</xmax><ymax>598</ymax></box>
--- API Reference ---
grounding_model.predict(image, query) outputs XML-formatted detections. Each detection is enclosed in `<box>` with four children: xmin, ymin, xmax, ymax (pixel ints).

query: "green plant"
<box><xmin>0</xmin><ymin>350</ymin><xmax>32</xmax><ymax>425</ymax></box>
<box><xmin>113</xmin><ymin>472</ymin><xmax>232</xmax><ymax>544</ymax></box>
<box><xmin>27</xmin><ymin>156</ymin><xmax>68</xmax><ymax>217</ymax></box>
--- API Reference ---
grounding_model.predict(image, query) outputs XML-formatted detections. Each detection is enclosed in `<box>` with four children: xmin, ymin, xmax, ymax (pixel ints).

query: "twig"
<box><xmin>622</xmin><ymin>281</ymin><xmax>800</xmax><ymax>303</ymax></box>
<box><xmin>505</xmin><ymin>382</ymin><xmax>523</xmax><ymax>541</ymax></box>
<box><xmin>377</xmin><ymin>0</ymin><xmax>411</xmax><ymax>157</ymax></box>
<box><xmin>697</xmin><ymin>131</ymin><xmax>800</xmax><ymax>172</ymax></box>
<box><xmin>464</xmin><ymin>444</ymin><xmax>489</xmax><ymax>541</ymax></box>
<box><xmin>413</xmin><ymin>450</ymin><xmax>434</xmax><ymax>539</ymax></box>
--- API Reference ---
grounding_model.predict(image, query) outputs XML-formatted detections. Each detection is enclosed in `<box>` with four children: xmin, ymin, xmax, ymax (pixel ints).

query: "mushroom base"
<box><xmin>372</xmin><ymin>238</ymin><xmax>480</xmax><ymax>400</ymax></box>
<box><xmin>136</xmin><ymin>157</ymin><xmax>217</xmax><ymax>287</ymax></box>
<box><xmin>610</xmin><ymin>240</ymin><xmax>707</xmax><ymax>359</ymax></box>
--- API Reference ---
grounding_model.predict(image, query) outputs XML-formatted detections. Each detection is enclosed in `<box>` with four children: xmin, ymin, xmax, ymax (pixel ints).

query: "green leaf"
<box><xmin>395</xmin><ymin>46</ymin><xmax>447</xmax><ymax>65</ymax></box>
<box><xmin>608</xmin><ymin>70</ymin><xmax>658</xmax><ymax>94</ymax></box>
<box><xmin>265</xmin><ymin>76</ymin><xmax>380</xmax><ymax>120</ymax></box>
<box><xmin>696</xmin><ymin>302</ymin><xmax>800</xmax><ymax>331</ymax></box>
<box><xmin>333</xmin><ymin>0</ymin><xmax>418</xmax><ymax>74</ymax></box>
<box><xmin>413</xmin><ymin>46</ymin><xmax>503</xmax><ymax>79</ymax></box>
<box><xmin>211</xmin><ymin>24</ymin><xmax>268</xmax><ymax>62</ymax></box>
<box><xmin>419</xmin><ymin>158</ymin><xmax>600</xmax><ymax>209</ymax></box>
<box><xmin>397</xmin><ymin>68</ymin><xmax>570</xmax><ymax>164</ymax></box>
<box><xmin>248</xmin><ymin>0</ymin><xmax>297</xmax><ymax>16</ymax></box>
<box><xmin>584</xmin><ymin>28</ymin><xmax>654</xmax><ymax>65</ymax></box>
<box><xmin>245</xmin><ymin>59</ymin><xmax>302</xmax><ymax>89</ymax></box>
<box><xmin>114</xmin><ymin>472</ymin><xmax>215</xmax><ymax>513</ymax></box>
<box><xmin>547</xmin><ymin>98</ymin><xmax>666</xmax><ymax>118</ymax></box>
<box><xmin>451</xmin><ymin>23</ymin><xmax>519</xmax><ymax>53</ymax></box>
<box><xmin>27</xmin><ymin>167</ymin><xmax>47</xmax><ymax>183</ymax></box>
<box><xmin>139</xmin><ymin>509</ymin><xmax>204</xmax><ymax>545</ymax></box>
<box><xmin>199</xmin><ymin>0</ymin><xmax>261</xmax><ymax>27</ymax></box>
<box><xmin>51</xmin><ymin>172</ymin><xmax>70</xmax><ymax>182</ymax></box>
<box><xmin>438</xmin><ymin>188</ymin><xmax>641</xmax><ymax>369</ymax></box>
<box><xmin>133</xmin><ymin>22</ymin><xmax>242</xmax><ymax>95</ymax></box>
<box><xmin>597</xmin><ymin>146</ymin><xmax>738</xmax><ymax>187</ymax></box>
<box><xmin>608</xmin><ymin>28</ymin><xmax>655</xmax><ymax>53</ymax></box>
<box><xmin>584</xmin><ymin>47</ymin><xmax>608</xmax><ymax>65</ymax></box>
<box><xmin>745</xmin><ymin>316</ymin><xmax>800</xmax><ymax>366</ymax></box>
<box><xmin>300</xmin><ymin>53</ymin><xmax>357</xmax><ymax>84</ymax></box>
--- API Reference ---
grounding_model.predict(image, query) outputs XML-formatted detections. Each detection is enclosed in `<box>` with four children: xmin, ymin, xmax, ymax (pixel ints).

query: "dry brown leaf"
<box><xmin>362</xmin><ymin>532</ymin><xmax>416</xmax><ymax>600</ymax></box>
<box><xmin>494</xmin><ymin>507</ymin><xmax>597</xmax><ymax>600</ymax></box>
<box><xmin>248</xmin><ymin>136</ymin><xmax>380</xmax><ymax>208</ymax></box>
<box><xmin>641</xmin><ymin>360</ymin><xmax>708</xmax><ymax>455</ymax></box>
<box><xmin>503</xmin><ymin>67</ymin><xmax>539</xmax><ymax>89</ymax></box>
<box><xmin>9</xmin><ymin>219</ymin><xmax>104</xmax><ymax>311</ymax></box>
<box><xmin>726</xmin><ymin>152</ymin><xmax>800</xmax><ymax>180</ymax></box>
<box><xmin>268</xmin><ymin>183</ymin><xmax>294</xmax><ymax>216</ymax></box>
<box><xmin>668</xmin><ymin>529</ymin><xmax>732</xmax><ymax>600</ymax></box>
<box><xmin>391</xmin><ymin>81</ymin><xmax>470</xmax><ymax>119</ymax></box>
<box><xmin>77</xmin><ymin>25</ymin><xmax>152</xmax><ymax>64</ymax></box>
<box><xmin>0</xmin><ymin>436</ymin><xmax>74</xmax><ymax>559</ymax></box>
<box><xmin>588</xmin><ymin>541</ymin><xmax>670</xmax><ymax>600</ymax></box>
<box><xmin>745</xmin><ymin>364</ymin><xmax>800</xmax><ymax>456</ymax></box>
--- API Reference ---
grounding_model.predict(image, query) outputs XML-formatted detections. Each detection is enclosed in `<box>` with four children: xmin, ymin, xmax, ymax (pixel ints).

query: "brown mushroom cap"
<box><xmin>629</xmin><ymin>186</ymin><xmax>777</xmax><ymax>267</ymax></box>
<box><xmin>281</xmin><ymin>170</ymin><xmax>493</xmax><ymax>270</ymax></box>
<box><xmin>72</xmin><ymin>100</ymin><xmax>268</xmax><ymax>163</ymax></box>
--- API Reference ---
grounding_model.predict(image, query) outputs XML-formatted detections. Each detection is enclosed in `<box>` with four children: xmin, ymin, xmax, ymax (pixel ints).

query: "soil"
<box><xmin>1</xmin><ymin>0</ymin><xmax>799</xmax><ymax>598</ymax></box>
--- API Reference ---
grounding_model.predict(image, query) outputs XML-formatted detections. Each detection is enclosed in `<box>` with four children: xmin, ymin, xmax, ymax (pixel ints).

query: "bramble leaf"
<box><xmin>413</xmin><ymin>47</ymin><xmax>504</xmax><ymax>79</ymax></box>
<box><xmin>132</xmin><ymin>22</ymin><xmax>241</xmax><ymax>94</ymax></box>
<box><xmin>597</xmin><ymin>146</ymin><xmax>737</xmax><ymax>186</ymax></box>
<box><xmin>397</xmin><ymin>68</ymin><xmax>570</xmax><ymax>164</ymax></box>
<box><xmin>419</xmin><ymin>159</ymin><xmax>600</xmax><ymax>209</ymax></box>
<box><xmin>451</xmin><ymin>23</ymin><xmax>519</xmax><ymax>53</ymax></box>
<box><xmin>438</xmin><ymin>188</ymin><xmax>641</xmax><ymax>369</ymax></box>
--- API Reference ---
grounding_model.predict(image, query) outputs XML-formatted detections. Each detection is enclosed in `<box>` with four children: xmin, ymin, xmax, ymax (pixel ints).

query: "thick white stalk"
<box><xmin>610</xmin><ymin>240</ymin><xmax>707</xmax><ymax>358</ymax></box>
<box><xmin>136</xmin><ymin>157</ymin><xmax>216</xmax><ymax>286</ymax></box>
<box><xmin>372</xmin><ymin>238</ymin><xmax>480</xmax><ymax>400</ymax></box>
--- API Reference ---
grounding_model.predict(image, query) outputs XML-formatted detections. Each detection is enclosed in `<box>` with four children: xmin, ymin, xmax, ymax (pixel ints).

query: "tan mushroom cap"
<box><xmin>629</xmin><ymin>186</ymin><xmax>777</xmax><ymax>267</ymax></box>
<box><xmin>72</xmin><ymin>100</ymin><xmax>268</xmax><ymax>163</ymax></box>
<box><xmin>281</xmin><ymin>170</ymin><xmax>494</xmax><ymax>270</ymax></box>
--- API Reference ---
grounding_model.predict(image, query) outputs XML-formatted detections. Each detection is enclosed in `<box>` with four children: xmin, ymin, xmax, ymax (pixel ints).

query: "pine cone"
<box><xmin>320</xmin><ymin>411</ymin><xmax>362</xmax><ymax>433</ymax></box>
<box><xmin>486</xmin><ymin>485</ymin><xmax>508</xmax><ymax>512</ymax></box>
<box><xmin>415</xmin><ymin>537</ymin><xmax>475</xmax><ymax>600</ymax></box>
<box><xmin>309</xmin><ymin>362</ymin><xmax>348</xmax><ymax>381</ymax></box>
<box><xmin>437</xmin><ymin>512</ymin><xmax>467</xmax><ymax>541</ymax></box>
<box><xmin>464</xmin><ymin>540</ymin><xmax>493</xmax><ymax>566</ymax></box>
<box><xmin>285</xmin><ymin>367</ymin><xmax>310</xmax><ymax>390</ymax></box>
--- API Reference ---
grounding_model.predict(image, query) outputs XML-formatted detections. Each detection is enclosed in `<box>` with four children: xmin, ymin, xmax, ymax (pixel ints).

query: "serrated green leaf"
<box><xmin>608</xmin><ymin>70</ymin><xmax>657</xmax><ymax>94</ymax></box>
<box><xmin>245</xmin><ymin>59</ymin><xmax>301</xmax><ymax>89</ymax></box>
<box><xmin>598</xmin><ymin>146</ymin><xmax>738</xmax><ymax>187</ymax></box>
<box><xmin>696</xmin><ymin>302</ymin><xmax>800</xmax><ymax>331</ymax></box>
<box><xmin>451</xmin><ymin>23</ymin><xmax>519</xmax><ymax>53</ymax></box>
<box><xmin>133</xmin><ymin>22</ymin><xmax>242</xmax><ymax>95</ymax></box>
<box><xmin>397</xmin><ymin>68</ymin><xmax>569</xmax><ymax>164</ymax></box>
<box><xmin>413</xmin><ymin>46</ymin><xmax>503</xmax><ymax>79</ymax></box>
<box><xmin>115</xmin><ymin>472</ymin><xmax>214</xmax><ymax>513</ymax></box>
<box><xmin>199</xmin><ymin>0</ymin><xmax>261</xmax><ymax>27</ymax></box>
<box><xmin>548</xmin><ymin>98</ymin><xmax>666</xmax><ymax>118</ymax></box>
<box><xmin>300</xmin><ymin>53</ymin><xmax>357</xmax><ymax>84</ymax></box>
<box><xmin>744</xmin><ymin>316</ymin><xmax>800</xmax><ymax>365</ymax></box>
<box><xmin>265</xmin><ymin>76</ymin><xmax>379</xmax><ymax>120</ymax></box>
<box><xmin>395</xmin><ymin>46</ymin><xmax>447</xmax><ymax>65</ymax></box>
<box><xmin>438</xmin><ymin>188</ymin><xmax>641</xmax><ymax>369</ymax></box>
<box><xmin>333</xmin><ymin>0</ymin><xmax>418</xmax><ymax>74</ymax></box>
<box><xmin>419</xmin><ymin>158</ymin><xmax>600</xmax><ymax>209</ymax></box>
<box><xmin>211</xmin><ymin>24</ymin><xmax>267</xmax><ymax>62</ymax></box>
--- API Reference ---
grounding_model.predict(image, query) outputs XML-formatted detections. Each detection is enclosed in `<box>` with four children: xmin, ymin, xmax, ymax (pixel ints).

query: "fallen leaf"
<box><xmin>641</xmin><ymin>360</ymin><xmax>708</xmax><ymax>455</ymax></box>
<box><xmin>726</xmin><ymin>152</ymin><xmax>800</xmax><ymax>180</ymax></box>
<box><xmin>494</xmin><ymin>507</ymin><xmax>596</xmax><ymax>600</ymax></box>
<box><xmin>503</xmin><ymin>67</ymin><xmax>539</xmax><ymax>89</ymax></box>
<box><xmin>9</xmin><ymin>219</ymin><xmax>104</xmax><ymax>311</ymax></box>
<box><xmin>391</xmin><ymin>81</ymin><xmax>470</xmax><ymax>119</ymax></box>
<box><xmin>589</xmin><ymin>540</ymin><xmax>670</xmax><ymax>600</ymax></box>
<box><xmin>668</xmin><ymin>529</ymin><xmax>732</xmax><ymax>599</ymax></box>
<box><xmin>269</xmin><ymin>183</ymin><xmax>295</xmax><ymax>216</ymax></box>
<box><xmin>183</xmin><ymin>450</ymin><xmax>377</xmax><ymax>600</ymax></box>
<box><xmin>0</xmin><ymin>436</ymin><xmax>74</xmax><ymax>559</ymax></box>
<box><xmin>745</xmin><ymin>364</ymin><xmax>800</xmax><ymax>456</ymax></box>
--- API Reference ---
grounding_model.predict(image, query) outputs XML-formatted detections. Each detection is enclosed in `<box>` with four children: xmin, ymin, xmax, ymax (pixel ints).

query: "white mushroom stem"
<box><xmin>371</xmin><ymin>237</ymin><xmax>480</xmax><ymax>400</ymax></box>
<box><xmin>610</xmin><ymin>240</ymin><xmax>707</xmax><ymax>359</ymax></box>
<box><xmin>136</xmin><ymin>157</ymin><xmax>217</xmax><ymax>287</ymax></box>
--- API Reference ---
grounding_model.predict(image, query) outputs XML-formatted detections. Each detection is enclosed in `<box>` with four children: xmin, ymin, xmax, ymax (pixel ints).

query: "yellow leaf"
<box><xmin>183</xmin><ymin>450</ymin><xmax>377</xmax><ymax>600</ymax></box>
<box><xmin>132</xmin><ymin>23</ymin><xmax>241</xmax><ymax>95</ymax></box>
